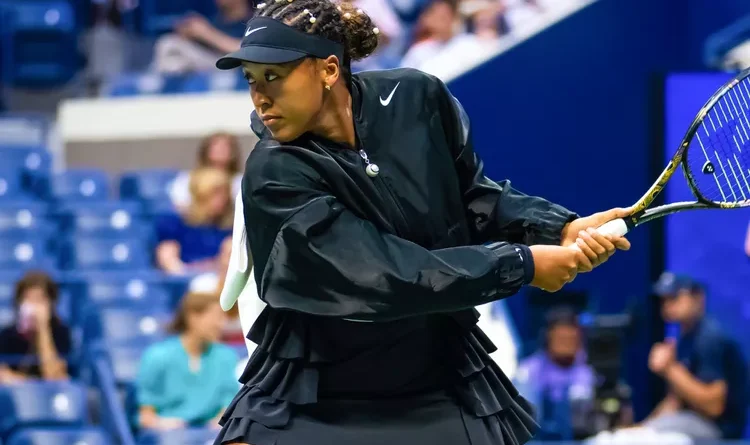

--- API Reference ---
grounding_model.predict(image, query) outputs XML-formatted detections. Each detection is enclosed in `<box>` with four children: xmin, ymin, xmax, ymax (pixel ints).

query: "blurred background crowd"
<box><xmin>1</xmin><ymin>0</ymin><xmax>750</xmax><ymax>444</ymax></box>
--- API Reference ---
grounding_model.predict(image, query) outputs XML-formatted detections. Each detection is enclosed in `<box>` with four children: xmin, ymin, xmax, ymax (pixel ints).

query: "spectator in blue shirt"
<box><xmin>642</xmin><ymin>272</ymin><xmax>749</xmax><ymax>439</ymax></box>
<box><xmin>156</xmin><ymin>167</ymin><xmax>233</xmax><ymax>275</ymax></box>
<box><xmin>136</xmin><ymin>291</ymin><xmax>239</xmax><ymax>430</ymax></box>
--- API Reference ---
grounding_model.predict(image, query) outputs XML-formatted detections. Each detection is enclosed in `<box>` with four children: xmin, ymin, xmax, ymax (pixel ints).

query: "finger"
<box><xmin>574</xmin><ymin>238</ymin><xmax>596</xmax><ymax>270</ymax></box>
<box><xmin>573</xmin><ymin>241</ymin><xmax>594</xmax><ymax>271</ymax></box>
<box><xmin>587</xmin><ymin>228</ymin><xmax>616</xmax><ymax>257</ymax></box>
<box><xmin>610</xmin><ymin>236</ymin><xmax>631</xmax><ymax>251</ymax></box>
<box><xmin>579</xmin><ymin>230</ymin><xmax>607</xmax><ymax>261</ymax></box>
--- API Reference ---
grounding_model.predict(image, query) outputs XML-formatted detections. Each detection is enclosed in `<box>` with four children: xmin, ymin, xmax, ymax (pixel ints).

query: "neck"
<box><xmin>180</xmin><ymin>333</ymin><xmax>206</xmax><ymax>356</ymax></box>
<box><xmin>680</xmin><ymin>316</ymin><xmax>701</xmax><ymax>333</ymax></box>
<box><xmin>310</xmin><ymin>84</ymin><xmax>356</xmax><ymax>148</ymax></box>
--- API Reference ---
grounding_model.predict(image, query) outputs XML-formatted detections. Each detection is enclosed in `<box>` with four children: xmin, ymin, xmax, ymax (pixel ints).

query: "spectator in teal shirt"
<box><xmin>136</xmin><ymin>292</ymin><xmax>239</xmax><ymax>430</ymax></box>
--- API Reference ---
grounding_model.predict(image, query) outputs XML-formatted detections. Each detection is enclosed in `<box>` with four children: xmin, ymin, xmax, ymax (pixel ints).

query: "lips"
<box><xmin>261</xmin><ymin>115</ymin><xmax>281</xmax><ymax>125</ymax></box>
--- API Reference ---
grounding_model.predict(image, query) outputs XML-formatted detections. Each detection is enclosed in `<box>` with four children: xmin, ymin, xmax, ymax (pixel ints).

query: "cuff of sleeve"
<box><xmin>485</xmin><ymin>242</ymin><xmax>535</xmax><ymax>285</ymax></box>
<box><xmin>515</xmin><ymin>244</ymin><xmax>535</xmax><ymax>285</ymax></box>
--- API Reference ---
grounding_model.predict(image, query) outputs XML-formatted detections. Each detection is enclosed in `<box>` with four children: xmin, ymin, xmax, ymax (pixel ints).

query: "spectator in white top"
<box><xmin>169</xmin><ymin>131</ymin><xmax>243</xmax><ymax>212</ymax></box>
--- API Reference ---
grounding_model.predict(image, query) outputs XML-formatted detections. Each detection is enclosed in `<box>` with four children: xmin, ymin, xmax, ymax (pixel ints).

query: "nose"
<box><xmin>251</xmin><ymin>85</ymin><xmax>272</xmax><ymax>113</ymax></box>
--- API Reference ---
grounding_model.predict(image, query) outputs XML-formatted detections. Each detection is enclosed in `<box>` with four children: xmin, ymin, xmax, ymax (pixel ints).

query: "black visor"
<box><xmin>216</xmin><ymin>17</ymin><xmax>345</xmax><ymax>70</ymax></box>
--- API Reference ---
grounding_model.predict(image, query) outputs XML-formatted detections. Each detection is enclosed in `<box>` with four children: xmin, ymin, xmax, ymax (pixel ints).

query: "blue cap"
<box><xmin>653</xmin><ymin>272</ymin><xmax>704</xmax><ymax>298</ymax></box>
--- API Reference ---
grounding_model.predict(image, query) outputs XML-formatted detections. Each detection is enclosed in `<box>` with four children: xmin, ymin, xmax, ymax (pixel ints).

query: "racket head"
<box><xmin>679</xmin><ymin>67</ymin><xmax>750</xmax><ymax>210</ymax></box>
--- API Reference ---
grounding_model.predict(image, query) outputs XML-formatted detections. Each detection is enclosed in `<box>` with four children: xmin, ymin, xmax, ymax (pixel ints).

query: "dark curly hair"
<box><xmin>254</xmin><ymin>0</ymin><xmax>380</xmax><ymax>69</ymax></box>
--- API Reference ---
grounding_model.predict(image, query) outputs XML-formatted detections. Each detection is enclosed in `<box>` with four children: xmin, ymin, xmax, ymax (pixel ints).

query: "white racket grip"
<box><xmin>596</xmin><ymin>218</ymin><xmax>629</xmax><ymax>237</ymax></box>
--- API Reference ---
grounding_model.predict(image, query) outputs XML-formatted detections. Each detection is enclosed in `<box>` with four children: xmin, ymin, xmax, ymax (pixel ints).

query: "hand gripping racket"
<box><xmin>597</xmin><ymin>67</ymin><xmax>750</xmax><ymax>237</ymax></box>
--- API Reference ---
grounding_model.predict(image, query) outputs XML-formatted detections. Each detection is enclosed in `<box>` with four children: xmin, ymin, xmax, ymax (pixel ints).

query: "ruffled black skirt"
<box><xmin>214</xmin><ymin>309</ymin><xmax>538</xmax><ymax>445</ymax></box>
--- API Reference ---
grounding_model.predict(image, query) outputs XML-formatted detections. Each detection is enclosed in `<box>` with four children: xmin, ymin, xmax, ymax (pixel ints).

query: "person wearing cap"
<box><xmin>640</xmin><ymin>272</ymin><xmax>749</xmax><ymax>439</ymax></box>
<box><xmin>212</xmin><ymin>1</ymin><xmax>631</xmax><ymax>444</ymax></box>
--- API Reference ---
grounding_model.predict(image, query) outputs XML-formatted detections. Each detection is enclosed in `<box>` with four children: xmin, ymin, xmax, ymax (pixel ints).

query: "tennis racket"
<box><xmin>596</xmin><ymin>67</ymin><xmax>750</xmax><ymax>237</ymax></box>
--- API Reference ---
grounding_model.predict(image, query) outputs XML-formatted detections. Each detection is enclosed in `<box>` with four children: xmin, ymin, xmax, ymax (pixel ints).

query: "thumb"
<box><xmin>599</xmin><ymin>207</ymin><xmax>631</xmax><ymax>222</ymax></box>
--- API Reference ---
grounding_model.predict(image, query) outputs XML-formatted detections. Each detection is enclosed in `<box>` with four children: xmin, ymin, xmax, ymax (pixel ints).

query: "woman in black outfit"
<box><xmin>213</xmin><ymin>1</ymin><xmax>631</xmax><ymax>444</ymax></box>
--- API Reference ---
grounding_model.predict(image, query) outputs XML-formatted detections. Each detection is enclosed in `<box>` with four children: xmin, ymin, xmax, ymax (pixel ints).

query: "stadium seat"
<box><xmin>0</xmin><ymin>201</ymin><xmax>48</xmax><ymax>232</ymax></box>
<box><xmin>138</xmin><ymin>0</ymin><xmax>216</xmax><ymax>36</ymax></box>
<box><xmin>55</xmin><ymin>201</ymin><xmax>151</xmax><ymax>238</ymax></box>
<box><xmin>0</xmin><ymin>1</ymin><xmax>81</xmax><ymax>88</ymax></box>
<box><xmin>0</xmin><ymin>381</ymin><xmax>87</xmax><ymax>437</ymax></box>
<box><xmin>0</xmin><ymin>304</ymin><xmax>14</xmax><ymax>326</ymax></box>
<box><xmin>0</xmin><ymin>113</ymin><xmax>50</xmax><ymax>150</ymax></box>
<box><xmin>119</xmin><ymin>169</ymin><xmax>178</xmax><ymax>201</ymax></box>
<box><xmin>181</xmin><ymin>70</ymin><xmax>246</xmax><ymax>93</ymax></box>
<box><xmin>58</xmin><ymin>236</ymin><xmax>151</xmax><ymax>271</ymax></box>
<box><xmin>0</xmin><ymin>237</ymin><xmax>54</xmax><ymax>270</ymax></box>
<box><xmin>84</xmin><ymin>307</ymin><xmax>170</xmax><ymax>345</ymax></box>
<box><xmin>137</xmin><ymin>427</ymin><xmax>218</xmax><ymax>445</ymax></box>
<box><xmin>107</xmin><ymin>342</ymin><xmax>151</xmax><ymax>384</ymax></box>
<box><xmin>44</xmin><ymin>169</ymin><xmax>110</xmax><ymax>202</ymax></box>
<box><xmin>6</xmin><ymin>427</ymin><xmax>109</xmax><ymax>445</ymax></box>
<box><xmin>0</xmin><ymin>148</ymin><xmax>51</xmax><ymax>178</ymax></box>
<box><xmin>0</xmin><ymin>168</ymin><xmax>29</xmax><ymax>201</ymax></box>
<box><xmin>104</xmin><ymin>73</ymin><xmax>182</xmax><ymax>97</ymax></box>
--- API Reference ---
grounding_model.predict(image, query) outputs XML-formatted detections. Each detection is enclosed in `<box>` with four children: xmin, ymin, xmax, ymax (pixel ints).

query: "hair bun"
<box><xmin>337</xmin><ymin>2</ymin><xmax>380</xmax><ymax>61</ymax></box>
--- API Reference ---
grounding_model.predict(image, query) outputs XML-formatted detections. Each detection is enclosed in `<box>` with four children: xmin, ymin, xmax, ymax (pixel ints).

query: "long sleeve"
<box><xmin>242</xmin><ymin>144</ymin><xmax>535</xmax><ymax>322</ymax></box>
<box><xmin>433</xmin><ymin>78</ymin><xmax>578</xmax><ymax>246</ymax></box>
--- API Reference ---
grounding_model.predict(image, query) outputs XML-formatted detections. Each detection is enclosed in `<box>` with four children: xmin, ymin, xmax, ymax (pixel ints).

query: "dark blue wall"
<box><xmin>446</xmin><ymin>0</ymin><xmax>749</xmax><ymax>419</ymax></box>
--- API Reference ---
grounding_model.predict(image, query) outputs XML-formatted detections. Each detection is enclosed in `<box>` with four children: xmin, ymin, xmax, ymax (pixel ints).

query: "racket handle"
<box><xmin>596</xmin><ymin>218</ymin><xmax>629</xmax><ymax>237</ymax></box>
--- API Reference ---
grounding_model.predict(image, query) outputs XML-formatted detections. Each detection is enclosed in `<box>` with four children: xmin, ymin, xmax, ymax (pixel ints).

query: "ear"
<box><xmin>320</xmin><ymin>55</ymin><xmax>341</xmax><ymax>89</ymax></box>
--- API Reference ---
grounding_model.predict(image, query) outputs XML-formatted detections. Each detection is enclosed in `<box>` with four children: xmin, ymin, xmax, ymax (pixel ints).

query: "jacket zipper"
<box><xmin>358</xmin><ymin>148</ymin><xmax>411</xmax><ymax>235</ymax></box>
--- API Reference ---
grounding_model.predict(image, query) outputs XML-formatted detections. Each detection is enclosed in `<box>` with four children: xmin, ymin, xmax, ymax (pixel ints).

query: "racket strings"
<box><xmin>686</xmin><ymin>75</ymin><xmax>750</xmax><ymax>205</ymax></box>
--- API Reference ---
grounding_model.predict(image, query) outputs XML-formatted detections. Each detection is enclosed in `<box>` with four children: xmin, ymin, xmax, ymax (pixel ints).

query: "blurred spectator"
<box><xmin>401</xmin><ymin>0</ymin><xmax>504</xmax><ymax>74</ymax></box>
<box><xmin>168</xmin><ymin>131</ymin><xmax>243</xmax><ymax>211</ymax></box>
<box><xmin>0</xmin><ymin>272</ymin><xmax>71</xmax><ymax>383</ymax></box>
<box><xmin>514</xmin><ymin>306</ymin><xmax>595</xmax><ymax>438</ymax></box>
<box><xmin>640</xmin><ymin>273</ymin><xmax>749</xmax><ymax>440</ymax></box>
<box><xmin>152</xmin><ymin>0</ymin><xmax>252</xmax><ymax>74</ymax></box>
<box><xmin>190</xmin><ymin>237</ymin><xmax>245</xmax><ymax>345</ymax></box>
<box><xmin>136</xmin><ymin>292</ymin><xmax>238</xmax><ymax>430</ymax></box>
<box><xmin>515</xmin><ymin>307</ymin><xmax>595</xmax><ymax>398</ymax></box>
<box><xmin>156</xmin><ymin>167</ymin><xmax>233</xmax><ymax>275</ymax></box>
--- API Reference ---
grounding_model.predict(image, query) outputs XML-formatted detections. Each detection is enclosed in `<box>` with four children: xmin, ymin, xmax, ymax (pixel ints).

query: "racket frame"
<box><xmin>624</xmin><ymin>68</ymin><xmax>750</xmax><ymax>230</ymax></box>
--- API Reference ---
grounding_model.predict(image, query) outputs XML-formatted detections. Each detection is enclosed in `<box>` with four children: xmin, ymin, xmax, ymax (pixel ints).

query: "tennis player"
<box><xmin>213</xmin><ymin>1</ymin><xmax>631</xmax><ymax>444</ymax></box>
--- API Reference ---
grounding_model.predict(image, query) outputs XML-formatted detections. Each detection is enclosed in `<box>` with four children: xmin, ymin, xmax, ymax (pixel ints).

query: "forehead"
<box><xmin>241</xmin><ymin>59</ymin><xmax>307</xmax><ymax>75</ymax></box>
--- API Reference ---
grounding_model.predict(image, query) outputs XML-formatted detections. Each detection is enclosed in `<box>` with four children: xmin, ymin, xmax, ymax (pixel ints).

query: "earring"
<box><xmin>325</xmin><ymin>84</ymin><xmax>331</xmax><ymax>91</ymax></box>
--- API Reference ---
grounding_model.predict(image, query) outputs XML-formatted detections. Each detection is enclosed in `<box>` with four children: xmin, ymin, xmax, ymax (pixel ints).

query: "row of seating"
<box><xmin>0</xmin><ymin>381</ymin><xmax>219</xmax><ymax>444</ymax></box>
<box><xmin>0</xmin><ymin>159</ymin><xmax>179</xmax><ymax>209</ymax></box>
<box><xmin>0</xmin><ymin>0</ymin><xmax>225</xmax><ymax>88</ymax></box>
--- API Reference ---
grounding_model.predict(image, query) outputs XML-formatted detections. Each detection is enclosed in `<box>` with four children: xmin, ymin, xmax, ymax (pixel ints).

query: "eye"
<box><xmin>265</xmin><ymin>73</ymin><xmax>279</xmax><ymax>82</ymax></box>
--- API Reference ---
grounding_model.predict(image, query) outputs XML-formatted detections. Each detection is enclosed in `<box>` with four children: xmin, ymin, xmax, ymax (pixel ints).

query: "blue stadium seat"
<box><xmin>138</xmin><ymin>427</ymin><xmax>217</xmax><ymax>445</ymax></box>
<box><xmin>181</xmin><ymin>70</ymin><xmax>246</xmax><ymax>93</ymax></box>
<box><xmin>119</xmin><ymin>169</ymin><xmax>178</xmax><ymax>201</ymax></box>
<box><xmin>0</xmin><ymin>303</ymin><xmax>14</xmax><ymax>326</ymax></box>
<box><xmin>107</xmin><ymin>342</ymin><xmax>149</xmax><ymax>384</ymax></box>
<box><xmin>0</xmin><ymin>1</ymin><xmax>80</xmax><ymax>88</ymax></box>
<box><xmin>119</xmin><ymin>169</ymin><xmax>178</xmax><ymax>212</ymax></box>
<box><xmin>59</xmin><ymin>236</ymin><xmax>151</xmax><ymax>271</ymax></box>
<box><xmin>138</xmin><ymin>0</ymin><xmax>216</xmax><ymax>36</ymax></box>
<box><xmin>0</xmin><ymin>238</ymin><xmax>53</xmax><ymax>270</ymax></box>
<box><xmin>0</xmin><ymin>148</ymin><xmax>51</xmax><ymax>176</ymax></box>
<box><xmin>45</xmin><ymin>169</ymin><xmax>109</xmax><ymax>202</ymax></box>
<box><xmin>0</xmin><ymin>201</ymin><xmax>48</xmax><ymax>232</ymax></box>
<box><xmin>104</xmin><ymin>73</ymin><xmax>169</xmax><ymax>97</ymax></box>
<box><xmin>85</xmin><ymin>307</ymin><xmax>170</xmax><ymax>345</ymax></box>
<box><xmin>0</xmin><ymin>381</ymin><xmax>87</xmax><ymax>437</ymax></box>
<box><xmin>6</xmin><ymin>427</ymin><xmax>108</xmax><ymax>445</ymax></box>
<box><xmin>0</xmin><ymin>113</ymin><xmax>50</xmax><ymax>150</ymax></box>
<box><xmin>55</xmin><ymin>201</ymin><xmax>150</xmax><ymax>238</ymax></box>
<box><xmin>0</xmin><ymin>168</ymin><xmax>28</xmax><ymax>201</ymax></box>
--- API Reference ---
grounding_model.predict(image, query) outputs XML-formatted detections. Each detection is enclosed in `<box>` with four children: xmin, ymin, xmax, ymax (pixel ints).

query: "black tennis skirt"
<box><xmin>214</xmin><ymin>387</ymin><xmax>534</xmax><ymax>445</ymax></box>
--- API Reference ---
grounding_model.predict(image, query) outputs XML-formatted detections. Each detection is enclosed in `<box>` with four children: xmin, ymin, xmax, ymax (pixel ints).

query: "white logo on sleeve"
<box><xmin>379</xmin><ymin>82</ymin><xmax>401</xmax><ymax>106</ymax></box>
<box><xmin>245</xmin><ymin>26</ymin><xmax>267</xmax><ymax>36</ymax></box>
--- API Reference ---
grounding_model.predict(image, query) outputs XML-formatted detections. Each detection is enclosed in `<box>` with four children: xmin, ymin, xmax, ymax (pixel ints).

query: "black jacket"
<box><xmin>243</xmin><ymin>68</ymin><xmax>577</xmax><ymax>322</ymax></box>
